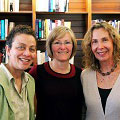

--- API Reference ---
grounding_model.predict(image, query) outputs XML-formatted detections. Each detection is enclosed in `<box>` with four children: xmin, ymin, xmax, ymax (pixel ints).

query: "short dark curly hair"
<box><xmin>6</xmin><ymin>25</ymin><xmax>36</xmax><ymax>48</ymax></box>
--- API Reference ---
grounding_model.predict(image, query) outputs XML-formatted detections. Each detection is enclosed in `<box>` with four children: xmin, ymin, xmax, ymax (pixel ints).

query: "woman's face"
<box><xmin>51</xmin><ymin>33</ymin><xmax>73</xmax><ymax>62</ymax></box>
<box><xmin>91</xmin><ymin>28</ymin><xmax>114</xmax><ymax>63</ymax></box>
<box><xmin>6</xmin><ymin>34</ymin><xmax>36</xmax><ymax>71</ymax></box>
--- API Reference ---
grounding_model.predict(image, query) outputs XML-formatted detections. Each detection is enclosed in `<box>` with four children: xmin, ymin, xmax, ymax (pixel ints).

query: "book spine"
<box><xmin>1</xmin><ymin>20</ymin><xmax>5</xmax><ymax>40</ymax></box>
<box><xmin>41</xmin><ymin>20</ymin><xmax>44</xmax><ymax>39</ymax></box>
<box><xmin>49</xmin><ymin>0</ymin><xmax>53</xmax><ymax>12</ymax></box>
<box><xmin>5</xmin><ymin>19</ymin><xmax>8</xmax><ymax>39</ymax></box>
<box><xmin>35</xmin><ymin>19</ymin><xmax>39</xmax><ymax>39</ymax></box>
<box><xmin>0</xmin><ymin>20</ymin><xmax>1</xmax><ymax>39</ymax></box>
<box><xmin>38</xmin><ymin>19</ymin><xmax>42</xmax><ymax>39</ymax></box>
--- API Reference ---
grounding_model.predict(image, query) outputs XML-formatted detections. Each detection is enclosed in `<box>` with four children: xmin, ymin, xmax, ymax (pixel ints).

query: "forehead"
<box><xmin>55</xmin><ymin>33</ymin><xmax>71</xmax><ymax>40</ymax></box>
<box><xmin>92</xmin><ymin>28</ymin><xmax>110</xmax><ymax>38</ymax></box>
<box><xmin>13</xmin><ymin>34</ymin><xmax>36</xmax><ymax>46</ymax></box>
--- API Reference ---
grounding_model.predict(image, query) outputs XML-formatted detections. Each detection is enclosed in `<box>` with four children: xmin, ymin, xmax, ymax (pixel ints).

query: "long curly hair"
<box><xmin>82</xmin><ymin>22</ymin><xmax>120</xmax><ymax>70</ymax></box>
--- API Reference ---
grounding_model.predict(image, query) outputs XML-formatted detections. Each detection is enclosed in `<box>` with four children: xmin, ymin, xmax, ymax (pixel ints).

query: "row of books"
<box><xmin>37</xmin><ymin>50</ymin><xmax>51</xmax><ymax>65</ymax></box>
<box><xmin>0</xmin><ymin>19</ymin><xmax>15</xmax><ymax>40</ymax></box>
<box><xmin>35</xmin><ymin>19</ymin><xmax>71</xmax><ymax>40</ymax></box>
<box><xmin>92</xmin><ymin>19</ymin><xmax>120</xmax><ymax>33</ymax></box>
<box><xmin>0</xmin><ymin>0</ymin><xmax>19</xmax><ymax>12</ymax></box>
<box><xmin>36</xmin><ymin>0</ymin><xmax>69</xmax><ymax>12</ymax></box>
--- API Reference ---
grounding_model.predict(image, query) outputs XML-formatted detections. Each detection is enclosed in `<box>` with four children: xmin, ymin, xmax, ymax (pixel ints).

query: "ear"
<box><xmin>5</xmin><ymin>45</ymin><xmax>11</xmax><ymax>57</ymax></box>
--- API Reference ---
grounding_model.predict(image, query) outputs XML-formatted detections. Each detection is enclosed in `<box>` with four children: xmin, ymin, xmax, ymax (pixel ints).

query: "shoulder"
<box><xmin>25</xmin><ymin>72</ymin><xmax>35</xmax><ymax>84</ymax></box>
<box><xmin>81</xmin><ymin>68</ymin><xmax>94</xmax><ymax>76</ymax></box>
<box><xmin>0</xmin><ymin>66</ymin><xmax>9</xmax><ymax>87</ymax></box>
<box><xmin>81</xmin><ymin>68</ymin><xmax>96</xmax><ymax>83</ymax></box>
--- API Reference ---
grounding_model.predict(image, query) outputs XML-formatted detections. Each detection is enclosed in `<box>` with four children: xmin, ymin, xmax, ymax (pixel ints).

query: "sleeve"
<box><xmin>29</xmin><ymin>65</ymin><xmax>38</xmax><ymax>80</ymax></box>
<box><xmin>0</xmin><ymin>85</ymin><xmax>5</xmax><ymax>117</ymax></box>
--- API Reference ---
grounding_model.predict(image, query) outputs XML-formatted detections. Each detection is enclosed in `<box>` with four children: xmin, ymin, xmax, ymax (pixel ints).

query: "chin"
<box><xmin>59</xmin><ymin>59</ymin><xmax>69</xmax><ymax>62</ymax></box>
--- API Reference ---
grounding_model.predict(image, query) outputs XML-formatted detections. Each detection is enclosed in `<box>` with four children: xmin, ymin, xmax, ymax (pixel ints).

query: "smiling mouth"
<box><xmin>97</xmin><ymin>51</ymin><xmax>107</xmax><ymax>55</ymax></box>
<box><xmin>58</xmin><ymin>51</ymin><xmax>68</xmax><ymax>54</ymax></box>
<box><xmin>20</xmin><ymin>58</ymin><xmax>30</xmax><ymax>62</ymax></box>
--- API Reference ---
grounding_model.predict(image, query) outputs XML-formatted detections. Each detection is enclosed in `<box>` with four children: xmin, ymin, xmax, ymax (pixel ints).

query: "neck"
<box><xmin>100</xmin><ymin>60</ymin><xmax>114</xmax><ymax>70</ymax></box>
<box><xmin>6</xmin><ymin>63</ymin><xmax>22</xmax><ymax>79</ymax></box>
<box><xmin>98</xmin><ymin>62</ymin><xmax>117</xmax><ymax>76</ymax></box>
<box><xmin>49</xmin><ymin>60</ymin><xmax>70</xmax><ymax>74</ymax></box>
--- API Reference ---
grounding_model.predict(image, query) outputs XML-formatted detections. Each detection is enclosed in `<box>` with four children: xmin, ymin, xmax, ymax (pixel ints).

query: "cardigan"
<box><xmin>29</xmin><ymin>62</ymin><xmax>85</xmax><ymax>120</ymax></box>
<box><xmin>0</xmin><ymin>64</ymin><xmax>35</xmax><ymax>120</ymax></box>
<box><xmin>81</xmin><ymin>68</ymin><xmax>120</xmax><ymax>120</ymax></box>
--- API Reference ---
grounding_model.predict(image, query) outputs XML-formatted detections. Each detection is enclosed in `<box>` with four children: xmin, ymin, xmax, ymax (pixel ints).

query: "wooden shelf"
<box><xmin>92</xmin><ymin>12</ymin><xmax>120</xmax><ymax>14</ymax></box>
<box><xmin>36</xmin><ymin>12</ymin><xmax>88</xmax><ymax>14</ymax></box>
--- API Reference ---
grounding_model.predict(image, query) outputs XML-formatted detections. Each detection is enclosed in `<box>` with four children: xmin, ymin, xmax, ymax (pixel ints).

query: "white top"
<box><xmin>81</xmin><ymin>68</ymin><xmax>120</xmax><ymax>120</ymax></box>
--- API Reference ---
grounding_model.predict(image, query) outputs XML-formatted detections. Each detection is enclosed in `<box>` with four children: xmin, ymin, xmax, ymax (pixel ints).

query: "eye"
<box><xmin>65</xmin><ymin>41</ymin><xmax>72</xmax><ymax>45</ymax></box>
<box><xmin>53</xmin><ymin>41</ymin><xmax>61</xmax><ymax>45</ymax></box>
<box><xmin>16</xmin><ymin>46</ymin><xmax>25</xmax><ymax>50</ymax></box>
<box><xmin>92</xmin><ymin>39</ymin><xmax>98</xmax><ymax>44</ymax></box>
<box><xmin>102</xmin><ymin>38</ymin><xmax>108</xmax><ymax>42</ymax></box>
<box><xmin>29</xmin><ymin>47</ymin><xmax>36</xmax><ymax>53</ymax></box>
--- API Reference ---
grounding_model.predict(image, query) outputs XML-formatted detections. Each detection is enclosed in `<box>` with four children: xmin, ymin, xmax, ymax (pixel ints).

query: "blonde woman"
<box><xmin>81</xmin><ymin>22</ymin><xmax>120</xmax><ymax>120</ymax></box>
<box><xmin>30</xmin><ymin>26</ymin><xmax>84</xmax><ymax>120</ymax></box>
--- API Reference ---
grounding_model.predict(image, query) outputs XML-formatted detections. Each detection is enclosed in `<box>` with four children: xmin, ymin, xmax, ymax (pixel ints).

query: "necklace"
<box><xmin>98</xmin><ymin>64</ymin><xmax>117</xmax><ymax>76</ymax></box>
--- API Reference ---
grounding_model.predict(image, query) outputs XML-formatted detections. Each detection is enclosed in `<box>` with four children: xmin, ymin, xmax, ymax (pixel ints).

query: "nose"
<box><xmin>23</xmin><ymin>48</ymin><xmax>31</xmax><ymax>56</ymax></box>
<box><xmin>60</xmin><ymin>43</ymin><xmax>66</xmax><ymax>49</ymax></box>
<box><xmin>98</xmin><ymin>42</ymin><xmax>104</xmax><ymax>49</ymax></box>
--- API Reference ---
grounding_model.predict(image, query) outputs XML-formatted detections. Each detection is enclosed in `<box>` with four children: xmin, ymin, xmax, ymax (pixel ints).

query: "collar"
<box><xmin>0</xmin><ymin>63</ymin><xmax>29</xmax><ymax>85</ymax></box>
<box><xmin>44</xmin><ymin>62</ymin><xmax>76</xmax><ymax>78</ymax></box>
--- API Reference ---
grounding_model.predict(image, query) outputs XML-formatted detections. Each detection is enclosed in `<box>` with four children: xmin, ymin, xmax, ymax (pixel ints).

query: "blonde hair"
<box><xmin>82</xmin><ymin>22</ymin><xmax>120</xmax><ymax>70</ymax></box>
<box><xmin>46</xmin><ymin>26</ymin><xmax>77</xmax><ymax>59</ymax></box>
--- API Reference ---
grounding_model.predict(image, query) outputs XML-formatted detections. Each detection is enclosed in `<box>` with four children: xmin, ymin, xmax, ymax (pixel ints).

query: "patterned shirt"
<box><xmin>1</xmin><ymin>63</ymin><xmax>29</xmax><ymax>120</ymax></box>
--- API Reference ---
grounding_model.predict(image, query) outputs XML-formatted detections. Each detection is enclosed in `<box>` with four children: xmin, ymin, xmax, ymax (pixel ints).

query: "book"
<box><xmin>35</xmin><ymin>19</ymin><xmax>39</xmax><ymax>39</ymax></box>
<box><xmin>1</xmin><ymin>20</ymin><xmax>5</xmax><ymax>40</ymax></box>
<box><xmin>0</xmin><ymin>0</ymin><xmax>5</xmax><ymax>12</ymax></box>
<box><xmin>5</xmin><ymin>0</ymin><xmax>9</xmax><ymax>12</ymax></box>
<box><xmin>37</xmin><ymin>50</ymin><xmax>45</xmax><ymax>65</ymax></box>
<box><xmin>45</xmin><ymin>50</ymin><xmax>51</xmax><ymax>62</ymax></box>
<box><xmin>38</xmin><ymin>19</ymin><xmax>42</xmax><ymax>39</ymax></box>
<box><xmin>64</xmin><ymin>21</ymin><xmax>71</xmax><ymax>29</ymax></box>
<box><xmin>49</xmin><ymin>0</ymin><xmax>53</xmax><ymax>12</ymax></box>
<box><xmin>55</xmin><ymin>0</ymin><xmax>59</xmax><ymax>12</ymax></box>
<box><xmin>14</xmin><ymin>0</ymin><xmax>19</xmax><ymax>12</ymax></box>
<box><xmin>5</xmin><ymin>19</ymin><xmax>8</xmax><ymax>39</ymax></box>
<box><xmin>9</xmin><ymin>22</ymin><xmax>15</xmax><ymax>32</ymax></box>
<box><xmin>59</xmin><ymin>0</ymin><xmax>65</xmax><ymax>12</ymax></box>
<box><xmin>41</xmin><ymin>20</ymin><xmax>44</xmax><ymax>39</ymax></box>
<box><xmin>37</xmin><ymin>50</ymin><xmax>41</xmax><ymax>65</ymax></box>
<box><xmin>65</xmin><ymin>0</ymin><xmax>69</xmax><ymax>12</ymax></box>
<box><xmin>36</xmin><ymin>0</ymin><xmax>49</xmax><ymax>12</ymax></box>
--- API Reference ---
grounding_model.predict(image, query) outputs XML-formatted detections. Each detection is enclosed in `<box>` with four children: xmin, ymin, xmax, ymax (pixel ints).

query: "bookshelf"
<box><xmin>32</xmin><ymin>0</ymin><xmax>91</xmax><ymax>67</ymax></box>
<box><xmin>1</xmin><ymin>0</ymin><xmax>120</xmax><ymax>68</ymax></box>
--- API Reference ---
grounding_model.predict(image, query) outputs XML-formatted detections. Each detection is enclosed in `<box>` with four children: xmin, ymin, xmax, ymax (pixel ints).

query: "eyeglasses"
<box><xmin>52</xmin><ymin>41</ymin><xmax>72</xmax><ymax>46</ymax></box>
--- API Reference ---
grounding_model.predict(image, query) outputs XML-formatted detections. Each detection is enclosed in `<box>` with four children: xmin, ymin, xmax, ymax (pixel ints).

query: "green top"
<box><xmin>0</xmin><ymin>63</ymin><xmax>35</xmax><ymax>120</ymax></box>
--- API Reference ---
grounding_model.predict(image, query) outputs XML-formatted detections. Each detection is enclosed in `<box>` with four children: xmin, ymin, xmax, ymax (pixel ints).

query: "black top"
<box><xmin>29</xmin><ymin>62</ymin><xmax>84</xmax><ymax>120</ymax></box>
<box><xmin>98</xmin><ymin>87</ymin><xmax>112</xmax><ymax>113</ymax></box>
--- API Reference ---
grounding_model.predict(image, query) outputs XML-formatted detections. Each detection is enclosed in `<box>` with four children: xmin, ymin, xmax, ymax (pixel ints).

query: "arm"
<box><xmin>0</xmin><ymin>85</ymin><xmax>9</xmax><ymax>119</ymax></box>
